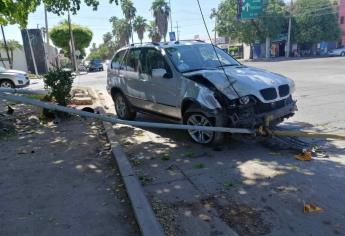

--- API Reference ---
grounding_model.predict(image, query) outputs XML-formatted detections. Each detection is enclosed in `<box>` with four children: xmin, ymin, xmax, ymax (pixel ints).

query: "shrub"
<box><xmin>43</xmin><ymin>67</ymin><xmax>74</xmax><ymax>106</ymax></box>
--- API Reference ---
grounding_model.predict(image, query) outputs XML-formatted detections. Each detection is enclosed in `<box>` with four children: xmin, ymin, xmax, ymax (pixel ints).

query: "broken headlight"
<box><xmin>239</xmin><ymin>96</ymin><xmax>250</xmax><ymax>105</ymax></box>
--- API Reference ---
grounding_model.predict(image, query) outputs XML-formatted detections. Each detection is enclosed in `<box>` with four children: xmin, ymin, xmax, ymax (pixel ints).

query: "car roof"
<box><xmin>119</xmin><ymin>40</ymin><xmax>208</xmax><ymax>51</ymax></box>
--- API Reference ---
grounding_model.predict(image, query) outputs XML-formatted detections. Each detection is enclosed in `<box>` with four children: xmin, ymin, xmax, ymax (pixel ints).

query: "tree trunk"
<box><xmin>10</xmin><ymin>50</ymin><xmax>13</xmax><ymax>69</ymax></box>
<box><xmin>265</xmin><ymin>37</ymin><xmax>271</xmax><ymax>59</ymax></box>
<box><xmin>0</xmin><ymin>51</ymin><xmax>7</xmax><ymax>67</ymax></box>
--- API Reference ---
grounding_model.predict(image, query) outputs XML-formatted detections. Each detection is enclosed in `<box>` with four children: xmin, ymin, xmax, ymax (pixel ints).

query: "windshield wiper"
<box><xmin>218</xmin><ymin>64</ymin><xmax>238</xmax><ymax>68</ymax></box>
<box><xmin>183</xmin><ymin>68</ymin><xmax>217</xmax><ymax>73</ymax></box>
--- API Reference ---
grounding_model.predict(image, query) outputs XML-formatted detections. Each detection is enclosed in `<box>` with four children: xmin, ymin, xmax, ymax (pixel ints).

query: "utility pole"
<box><xmin>44</xmin><ymin>6</ymin><xmax>51</xmax><ymax>70</ymax></box>
<box><xmin>26</xmin><ymin>29</ymin><xmax>38</xmax><ymax>75</ymax></box>
<box><xmin>174</xmin><ymin>22</ymin><xmax>180</xmax><ymax>41</ymax></box>
<box><xmin>214</xmin><ymin>15</ymin><xmax>217</xmax><ymax>44</ymax></box>
<box><xmin>67</xmin><ymin>10</ymin><xmax>78</xmax><ymax>73</ymax></box>
<box><xmin>286</xmin><ymin>0</ymin><xmax>293</xmax><ymax>58</ymax></box>
<box><xmin>169</xmin><ymin>0</ymin><xmax>173</xmax><ymax>32</ymax></box>
<box><xmin>1</xmin><ymin>25</ymin><xmax>11</xmax><ymax>69</ymax></box>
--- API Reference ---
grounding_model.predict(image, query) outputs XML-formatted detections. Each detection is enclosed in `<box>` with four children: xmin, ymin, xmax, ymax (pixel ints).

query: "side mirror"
<box><xmin>151</xmin><ymin>68</ymin><xmax>172</xmax><ymax>79</ymax></box>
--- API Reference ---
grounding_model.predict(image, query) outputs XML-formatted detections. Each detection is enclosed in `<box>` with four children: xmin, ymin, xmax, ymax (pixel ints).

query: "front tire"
<box><xmin>0</xmin><ymin>80</ymin><xmax>15</xmax><ymax>88</ymax></box>
<box><xmin>183</xmin><ymin>107</ymin><xmax>225</xmax><ymax>146</ymax></box>
<box><xmin>113</xmin><ymin>92</ymin><xmax>136</xmax><ymax>120</ymax></box>
<box><xmin>341</xmin><ymin>52</ymin><xmax>345</xmax><ymax>57</ymax></box>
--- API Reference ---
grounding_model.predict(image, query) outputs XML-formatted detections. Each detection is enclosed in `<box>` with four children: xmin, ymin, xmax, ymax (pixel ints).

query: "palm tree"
<box><xmin>133</xmin><ymin>16</ymin><xmax>147</xmax><ymax>44</ymax></box>
<box><xmin>151</xmin><ymin>0</ymin><xmax>170</xmax><ymax>42</ymax></box>
<box><xmin>147</xmin><ymin>21</ymin><xmax>162</xmax><ymax>43</ymax></box>
<box><xmin>109</xmin><ymin>17</ymin><xmax>132</xmax><ymax>47</ymax></box>
<box><xmin>0</xmin><ymin>40</ymin><xmax>22</xmax><ymax>69</ymax></box>
<box><xmin>121</xmin><ymin>0</ymin><xmax>136</xmax><ymax>43</ymax></box>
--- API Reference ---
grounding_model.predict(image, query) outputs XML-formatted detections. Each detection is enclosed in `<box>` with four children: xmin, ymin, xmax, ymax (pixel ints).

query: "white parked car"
<box><xmin>327</xmin><ymin>46</ymin><xmax>345</xmax><ymax>57</ymax></box>
<box><xmin>0</xmin><ymin>66</ymin><xmax>30</xmax><ymax>88</ymax></box>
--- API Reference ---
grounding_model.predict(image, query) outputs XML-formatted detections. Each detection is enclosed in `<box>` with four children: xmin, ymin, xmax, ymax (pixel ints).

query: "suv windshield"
<box><xmin>165</xmin><ymin>44</ymin><xmax>240</xmax><ymax>73</ymax></box>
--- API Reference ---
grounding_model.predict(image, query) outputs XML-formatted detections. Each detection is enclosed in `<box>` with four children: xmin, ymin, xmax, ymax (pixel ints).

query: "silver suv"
<box><xmin>107</xmin><ymin>41</ymin><xmax>297</xmax><ymax>145</ymax></box>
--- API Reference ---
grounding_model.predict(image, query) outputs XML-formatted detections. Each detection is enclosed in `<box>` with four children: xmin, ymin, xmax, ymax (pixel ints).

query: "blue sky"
<box><xmin>3</xmin><ymin>0</ymin><xmax>221</xmax><ymax>54</ymax></box>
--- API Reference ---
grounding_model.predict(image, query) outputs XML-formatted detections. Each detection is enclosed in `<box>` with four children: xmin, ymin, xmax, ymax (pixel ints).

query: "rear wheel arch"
<box><xmin>110</xmin><ymin>87</ymin><xmax>124</xmax><ymax>100</ymax></box>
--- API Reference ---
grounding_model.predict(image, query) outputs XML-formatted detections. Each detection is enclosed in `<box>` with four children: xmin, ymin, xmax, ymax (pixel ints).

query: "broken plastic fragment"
<box><xmin>295</xmin><ymin>151</ymin><xmax>312</xmax><ymax>161</ymax></box>
<box><xmin>304</xmin><ymin>203</ymin><xmax>323</xmax><ymax>213</ymax></box>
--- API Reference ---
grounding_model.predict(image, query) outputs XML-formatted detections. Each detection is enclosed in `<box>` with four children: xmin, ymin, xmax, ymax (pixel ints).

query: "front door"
<box><xmin>142</xmin><ymin>48</ymin><xmax>180</xmax><ymax>118</ymax></box>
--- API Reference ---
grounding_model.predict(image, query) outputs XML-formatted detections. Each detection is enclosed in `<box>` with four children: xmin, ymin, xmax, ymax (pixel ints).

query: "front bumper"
<box><xmin>228</xmin><ymin>99</ymin><xmax>297</xmax><ymax>128</ymax></box>
<box><xmin>15</xmin><ymin>79</ymin><xmax>30</xmax><ymax>88</ymax></box>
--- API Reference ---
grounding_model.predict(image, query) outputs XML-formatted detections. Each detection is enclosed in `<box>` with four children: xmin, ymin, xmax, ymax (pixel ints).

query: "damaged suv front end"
<box><xmin>165</xmin><ymin>42</ymin><xmax>297</xmax><ymax>131</ymax></box>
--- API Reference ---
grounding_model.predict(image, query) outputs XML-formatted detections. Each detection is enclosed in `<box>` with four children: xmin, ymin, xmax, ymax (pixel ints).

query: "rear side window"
<box><xmin>123</xmin><ymin>49</ymin><xmax>142</xmax><ymax>72</ymax></box>
<box><xmin>111</xmin><ymin>50</ymin><xmax>126</xmax><ymax>69</ymax></box>
<box><xmin>142</xmin><ymin>48</ymin><xmax>171</xmax><ymax>75</ymax></box>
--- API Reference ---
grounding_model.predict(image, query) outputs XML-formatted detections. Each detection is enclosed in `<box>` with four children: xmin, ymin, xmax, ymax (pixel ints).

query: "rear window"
<box><xmin>91</xmin><ymin>59</ymin><xmax>102</xmax><ymax>64</ymax></box>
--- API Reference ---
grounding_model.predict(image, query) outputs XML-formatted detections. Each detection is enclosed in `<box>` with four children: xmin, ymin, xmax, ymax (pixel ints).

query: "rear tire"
<box><xmin>113</xmin><ymin>92</ymin><xmax>136</xmax><ymax>120</ymax></box>
<box><xmin>0</xmin><ymin>80</ymin><xmax>15</xmax><ymax>88</ymax></box>
<box><xmin>183</xmin><ymin>106</ymin><xmax>225</xmax><ymax>146</ymax></box>
<box><xmin>341</xmin><ymin>52</ymin><xmax>345</xmax><ymax>57</ymax></box>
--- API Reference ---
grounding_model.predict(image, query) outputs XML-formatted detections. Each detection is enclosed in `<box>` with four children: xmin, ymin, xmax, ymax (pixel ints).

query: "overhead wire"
<box><xmin>196</xmin><ymin>0</ymin><xmax>241</xmax><ymax>98</ymax></box>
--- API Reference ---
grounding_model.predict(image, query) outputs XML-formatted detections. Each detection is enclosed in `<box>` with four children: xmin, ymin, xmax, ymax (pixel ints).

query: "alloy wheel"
<box><xmin>0</xmin><ymin>81</ymin><xmax>14</xmax><ymax>88</ymax></box>
<box><xmin>186</xmin><ymin>114</ymin><xmax>214</xmax><ymax>144</ymax></box>
<box><xmin>115</xmin><ymin>95</ymin><xmax>127</xmax><ymax>118</ymax></box>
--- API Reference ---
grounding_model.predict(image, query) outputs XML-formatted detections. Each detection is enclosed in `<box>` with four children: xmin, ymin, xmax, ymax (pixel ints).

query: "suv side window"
<box><xmin>111</xmin><ymin>50</ymin><xmax>126</xmax><ymax>69</ymax></box>
<box><xmin>123</xmin><ymin>48</ymin><xmax>142</xmax><ymax>72</ymax></box>
<box><xmin>142</xmin><ymin>48</ymin><xmax>171</xmax><ymax>75</ymax></box>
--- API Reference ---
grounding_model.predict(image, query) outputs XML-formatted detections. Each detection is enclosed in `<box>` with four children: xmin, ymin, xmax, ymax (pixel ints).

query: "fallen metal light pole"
<box><xmin>0</xmin><ymin>89</ymin><xmax>254</xmax><ymax>134</ymax></box>
<box><xmin>1</xmin><ymin>88</ymin><xmax>345</xmax><ymax>141</ymax></box>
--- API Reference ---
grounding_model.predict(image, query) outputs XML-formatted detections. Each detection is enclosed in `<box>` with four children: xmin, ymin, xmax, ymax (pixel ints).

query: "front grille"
<box><xmin>260</xmin><ymin>88</ymin><xmax>277</xmax><ymax>100</ymax></box>
<box><xmin>255</xmin><ymin>96</ymin><xmax>292</xmax><ymax>114</ymax></box>
<box><xmin>279</xmin><ymin>84</ymin><xmax>290</xmax><ymax>97</ymax></box>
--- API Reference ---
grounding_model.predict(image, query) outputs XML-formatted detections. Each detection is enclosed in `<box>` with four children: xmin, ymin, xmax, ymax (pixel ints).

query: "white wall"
<box><xmin>0</xmin><ymin>48</ymin><xmax>28</xmax><ymax>71</ymax></box>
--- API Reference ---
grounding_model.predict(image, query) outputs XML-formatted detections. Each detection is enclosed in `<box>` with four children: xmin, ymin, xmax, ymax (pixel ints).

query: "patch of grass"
<box><xmin>24</xmin><ymin>94</ymin><xmax>46</xmax><ymax>100</ymax></box>
<box><xmin>185</xmin><ymin>150</ymin><xmax>195</xmax><ymax>158</ymax></box>
<box><xmin>223</xmin><ymin>181</ymin><xmax>235</xmax><ymax>188</ymax></box>
<box><xmin>161</xmin><ymin>153</ymin><xmax>171</xmax><ymax>161</ymax></box>
<box><xmin>193</xmin><ymin>163</ymin><xmax>205</xmax><ymax>169</ymax></box>
<box><xmin>0</xmin><ymin>130</ymin><xmax>16</xmax><ymax>141</ymax></box>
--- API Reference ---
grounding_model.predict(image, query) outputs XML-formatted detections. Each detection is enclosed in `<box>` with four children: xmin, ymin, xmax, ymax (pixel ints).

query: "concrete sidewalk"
<box><xmin>0</xmin><ymin>102</ymin><xmax>139</xmax><ymax>236</ymax></box>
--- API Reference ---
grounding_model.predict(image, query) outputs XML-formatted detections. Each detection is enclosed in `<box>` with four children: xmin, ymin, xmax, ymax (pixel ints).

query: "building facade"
<box><xmin>340</xmin><ymin>0</ymin><xmax>345</xmax><ymax>45</ymax></box>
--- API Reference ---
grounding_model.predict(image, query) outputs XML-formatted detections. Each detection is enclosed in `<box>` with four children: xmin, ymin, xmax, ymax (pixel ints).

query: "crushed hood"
<box><xmin>183</xmin><ymin>65</ymin><xmax>293</xmax><ymax>101</ymax></box>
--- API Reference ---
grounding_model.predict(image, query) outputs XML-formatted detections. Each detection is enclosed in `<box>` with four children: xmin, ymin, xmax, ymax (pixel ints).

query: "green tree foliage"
<box><xmin>293</xmin><ymin>0</ymin><xmax>340</xmax><ymax>44</ymax></box>
<box><xmin>87</xmin><ymin>32</ymin><xmax>118</xmax><ymax>60</ymax></box>
<box><xmin>121</xmin><ymin>0</ymin><xmax>136</xmax><ymax>43</ymax></box>
<box><xmin>49</xmin><ymin>21</ymin><xmax>93</xmax><ymax>57</ymax></box>
<box><xmin>133</xmin><ymin>16</ymin><xmax>147</xmax><ymax>44</ymax></box>
<box><xmin>0</xmin><ymin>0</ymin><xmax>119</xmax><ymax>28</ymax></box>
<box><xmin>110</xmin><ymin>16</ymin><xmax>131</xmax><ymax>47</ymax></box>
<box><xmin>0</xmin><ymin>40</ymin><xmax>22</xmax><ymax>69</ymax></box>
<box><xmin>212</xmin><ymin>0</ymin><xmax>286</xmax><ymax>44</ymax></box>
<box><xmin>147</xmin><ymin>21</ymin><xmax>162</xmax><ymax>43</ymax></box>
<box><xmin>151</xmin><ymin>0</ymin><xmax>170</xmax><ymax>42</ymax></box>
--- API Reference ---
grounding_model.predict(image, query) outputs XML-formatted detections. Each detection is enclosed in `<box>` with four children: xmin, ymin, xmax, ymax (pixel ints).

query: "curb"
<box><xmin>95</xmin><ymin>91</ymin><xmax>165</xmax><ymax>236</ymax></box>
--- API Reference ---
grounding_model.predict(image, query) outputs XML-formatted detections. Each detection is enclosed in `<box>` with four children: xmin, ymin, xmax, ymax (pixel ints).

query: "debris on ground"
<box><xmin>295</xmin><ymin>150</ymin><xmax>313</xmax><ymax>161</ymax></box>
<box><xmin>304</xmin><ymin>203</ymin><xmax>323</xmax><ymax>213</ymax></box>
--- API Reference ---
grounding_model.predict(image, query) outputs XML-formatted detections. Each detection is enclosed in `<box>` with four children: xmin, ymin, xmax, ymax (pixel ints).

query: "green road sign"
<box><xmin>241</xmin><ymin>0</ymin><xmax>264</xmax><ymax>20</ymax></box>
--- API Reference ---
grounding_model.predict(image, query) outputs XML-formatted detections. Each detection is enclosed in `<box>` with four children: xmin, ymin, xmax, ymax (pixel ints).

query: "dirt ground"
<box><xmin>99</xmin><ymin>92</ymin><xmax>345</xmax><ymax>236</ymax></box>
<box><xmin>0</xmin><ymin>100</ymin><xmax>139</xmax><ymax>236</ymax></box>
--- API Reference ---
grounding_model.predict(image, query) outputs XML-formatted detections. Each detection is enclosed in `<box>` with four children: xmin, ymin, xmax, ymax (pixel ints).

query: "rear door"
<box><xmin>142</xmin><ymin>48</ymin><xmax>180</xmax><ymax>118</ymax></box>
<box><xmin>108</xmin><ymin>50</ymin><xmax>127</xmax><ymax>92</ymax></box>
<box><xmin>122</xmin><ymin>48</ymin><xmax>151</xmax><ymax>108</ymax></box>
